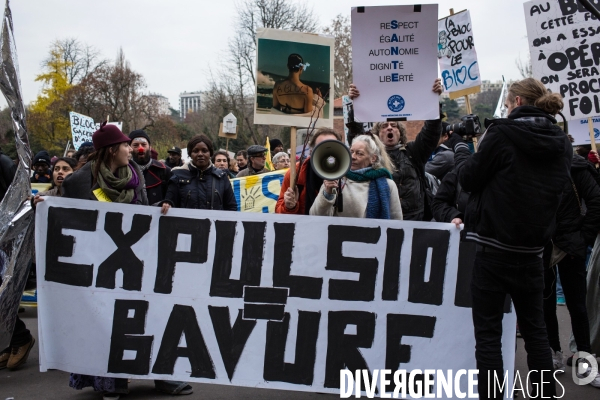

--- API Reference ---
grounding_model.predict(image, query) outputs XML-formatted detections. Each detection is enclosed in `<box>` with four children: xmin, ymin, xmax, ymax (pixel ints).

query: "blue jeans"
<box><xmin>471</xmin><ymin>251</ymin><xmax>555</xmax><ymax>400</ymax></box>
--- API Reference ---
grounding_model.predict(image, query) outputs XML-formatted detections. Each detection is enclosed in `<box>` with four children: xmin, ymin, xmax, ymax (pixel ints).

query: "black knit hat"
<box><xmin>129</xmin><ymin>129</ymin><xmax>151</xmax><ymax>144</ymax></box>
<box><xmin>33</xmin><ymin>150</ymin><xmax>51</xmax><ymax>167</ymax></box>
<box><xmin>270</xmin><ymin>138</ymin><xmax>283</xmax><ymax>149</ymax></box>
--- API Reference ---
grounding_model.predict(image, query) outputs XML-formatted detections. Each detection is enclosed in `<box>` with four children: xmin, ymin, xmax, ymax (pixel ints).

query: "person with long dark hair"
<box><xmin>32</xmin><ymin>157</ymin><xmax>77</xmax><ymax>205</ymax></box>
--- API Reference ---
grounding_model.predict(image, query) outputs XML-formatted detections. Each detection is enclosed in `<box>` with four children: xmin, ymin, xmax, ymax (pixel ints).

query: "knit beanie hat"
<box><xmin>270</xmin><ymin>138</ymin><xmax>283</xmax><ymax>149</ymax></box>
<box><xmin>92</xmin><ymin>122</ymin><xmax>131</xmax><ymax>151</ymax></box>
<box><xmin>129</xmin><ymin>129</ymin><xmax>151</xmax><ymax>144</ymax></box>
<box><xmin>33</xmin><ymin>150</ymin><xmax>51</xmax><ymax>166</ymax></box>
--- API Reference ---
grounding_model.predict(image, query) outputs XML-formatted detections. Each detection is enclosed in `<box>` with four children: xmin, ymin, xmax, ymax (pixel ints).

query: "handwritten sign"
<box><xmin>524</xmin><ymin>1</ymin><xmax>600</xmax><ymax>120</ymax></box>
<box><xmin>231</xmin><ymin>170</ymin><xmax>285</xmax><ymax>213</ymax></box>
<box><xmin>438</xmin><ymin>10</ymin><xmax>481</xmax><ymax>96</ymax></box>
<box><xmin>95</xmin><ymin>122</ymin><xmax>123</xmax><ymax>132</ymax></box>
<box><xmin>351</xmin><ymin>5</ymin><xmax>439</xmax><ymax>122</ymax></box>
<box><xmin>69</xmin><ymin>112</ymin><xmax>95</xmax><ymax>151</ymax></box>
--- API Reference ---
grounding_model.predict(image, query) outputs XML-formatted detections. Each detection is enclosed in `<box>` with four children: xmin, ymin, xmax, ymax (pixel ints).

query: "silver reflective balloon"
<box><xmin>0</xmin><ymin>0</ymin><xmax>35</xmax><ymax>351</ymax></box>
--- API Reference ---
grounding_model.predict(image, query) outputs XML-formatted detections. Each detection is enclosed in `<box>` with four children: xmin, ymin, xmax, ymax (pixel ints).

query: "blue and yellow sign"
<box><xmin>231</xmin><ymin>169</ymin><xmax>286</xmax><ymax>213</ymax></box>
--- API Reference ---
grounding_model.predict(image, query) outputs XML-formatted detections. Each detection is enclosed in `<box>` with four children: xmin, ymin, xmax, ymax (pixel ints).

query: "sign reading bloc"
<box><xmin>351</xmin><ymin>5</ymin><xmax>439</xmax><ymax>122</ymax></box>
<box><xmin>69</xmin><ymin>112</ymin><xmax>95</xmax><ymax>150</ymax></box>
<box><xmin>231</xmin><ymin>170</ymin><xmax>285</xmax><ymax>213</ymax></box>
<box><xmin>524</xmin><ymin>1</ymin><xmax>600</xmax><ymax>120</ymax></box>
<box><xmin>438</xmin><ymin>10</ymin><xmax>481</xmax><ymax>96</ymax></box>
<box><xmin>35</xmin><ymin>197</ymin><xmax>516</xmax><ymax>397</ymax></box>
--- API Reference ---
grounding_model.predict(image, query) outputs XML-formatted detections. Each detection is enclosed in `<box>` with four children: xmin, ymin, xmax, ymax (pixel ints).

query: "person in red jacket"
<box><xmin>276</xmin><ymin>128</ymin><xmax>342</xmax><ymax>215</ymax></box>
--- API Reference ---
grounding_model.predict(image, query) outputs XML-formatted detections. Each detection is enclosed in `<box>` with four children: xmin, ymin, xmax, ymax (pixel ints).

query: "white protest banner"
<box><xmin>568</xmin><ymin>115</ymin><xmax>600</xmax><ymax>145</ymax></box>
<box><xmin>35</xmin><ymin>197</ymin><xmax>516</xmax><ymax>397</ymax></box>
<box><xmin>438</xmin><ymin>10</ymin><xmax>481</xmax><ymax>96</ymax></box>
<box><xmin>95</xmin><ymin>122</ymin><xmax>123</xmax><ymax>132</ymax></box>
<box><xmin>69</xmin><ymin>112</ymin><xmax>95</xmax><ymax>150</ymax></box>
<box><xmin>351</xmin><ymin>5</ymin><xmax>439</xmax><ymax>122</ymax></box>
<box><xmin>524</xmin><ymin>1</ymin><xmax>600</xmax><ymax>120</ymax></box>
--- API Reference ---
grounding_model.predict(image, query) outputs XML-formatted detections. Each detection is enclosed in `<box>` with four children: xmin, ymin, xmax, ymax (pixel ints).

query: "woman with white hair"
<box><xmin>309</xmin><ymin>134</ymin><xmax>402</xmax><ymax>220</ymax></box>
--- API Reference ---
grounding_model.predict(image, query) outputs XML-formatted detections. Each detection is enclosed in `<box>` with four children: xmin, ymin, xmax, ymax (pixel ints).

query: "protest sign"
<box><xmin>524</xmin><ymin>1</ymin><xmax>600</xmax><ymax>120</ymax></box>
<box><xmin>254</xmin><ymin>28</ymin><xmax>334</xmax><ymax>128</ymax></box>
<box><xmin>95</xmin><ymin>122</ymin><xmax>123</xmax><ymax>132</ymax></box>
<box><xmin>438</xmin><ymin>10</ymin><xmax>481</xmax><ymax>98</ymax></box>
<box><xmin>69</xmin><ymin>112</ymin><xmax>95</xmax><ymax>150</ymax></box>
<box><xmin>351</xmin><ymin>5</ymin><xmax>439</xmax><ymax>122</ymax></box>
<box><xmin>231</xmin><ymin>170</ymin><xmax>285</xmax><ymax>213</ymax></box>
<box><xmin>568</xmin><ymin>115</ymin><xmax>600</xmax><ymax>145</ymax></box>
<box><xmin>35</xmin><ymin>197</ymin><xmax>516</xmax><ymax>397</ymax></box>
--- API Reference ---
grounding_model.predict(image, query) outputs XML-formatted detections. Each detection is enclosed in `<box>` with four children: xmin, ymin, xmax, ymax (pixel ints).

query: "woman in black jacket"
<box><xmin>543</xmin><ymin>154</ymin><xmax>600</xmax><ymax>381</ymax></box>
<box><xmin>161</xmin><ymin>134</ymin><xmax>237</xmax><ymax>214</ymax></box>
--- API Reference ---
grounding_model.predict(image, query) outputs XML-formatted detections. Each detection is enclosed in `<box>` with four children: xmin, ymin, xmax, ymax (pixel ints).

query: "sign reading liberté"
<box><xmin>351</xmin><ymin>5</ymin><xmax>439</xmax><ymax>122</ymax></box>
<box><xmin>524</xmin><ymin>1</ymin><xmax>600</xmax><ymax>120</ymax></box>
<box><xmin>438</xmin><ymin>10</ymin><xmax>481</xmax><ymax>95</ymax></box>
<box><xmin>35</xmin><ymin>197</ymin><xmax>517</xmax><ymax>397</ymax></box>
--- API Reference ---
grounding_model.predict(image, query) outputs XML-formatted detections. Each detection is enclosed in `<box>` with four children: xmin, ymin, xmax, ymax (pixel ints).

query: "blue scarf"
<box><xmin>346</xmin><ymin>167</ymin><xmax>393</xmax><ymax>219</ymax></box>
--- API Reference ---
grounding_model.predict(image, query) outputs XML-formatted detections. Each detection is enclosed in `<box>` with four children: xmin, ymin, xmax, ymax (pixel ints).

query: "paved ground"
<box><xmin>1</xmin><ymin>306</ymin><xmax>598</xmax><ymax>399</ymax></box>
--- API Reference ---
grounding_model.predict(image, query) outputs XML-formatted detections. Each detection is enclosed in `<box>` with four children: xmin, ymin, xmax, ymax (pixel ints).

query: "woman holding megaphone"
<box><xmin>310</xmin><ymin>134</ymin><xmax>402</xmax><ymax>220</ymax></box>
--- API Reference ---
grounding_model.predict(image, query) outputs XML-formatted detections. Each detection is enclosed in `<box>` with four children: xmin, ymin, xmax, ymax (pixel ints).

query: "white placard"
<box><xmin>438</xmin><ymin>10</ymin><xmax>481</xmax><ymax>94</ymax></box>
<box><xmin>351</xmin><ymin>5</ymin><xmax>439</xmax><ymax>122</ymax></box>
<box><xmin>95</xmin><ymin>122</ymin><xmax>123</xmax><ymax>132</ymax></box>
<box><xmin>35</xmin><ymin>197</ymin><xmax>516</xmax><ymax>397</ymax></box>
<box><xmin>69</xmin><ymin>112</ymin><xmax>95</xmax><ymax>151</ymax></box>
<box><xmin>524</xmin><ymin>1</ymin><xmax>600</xmax><ymax>120</ymax></box>
<box><xmin>568</xmin><ymin>116</ymin><xmax>600</xmax><ymax>145</ymax></box>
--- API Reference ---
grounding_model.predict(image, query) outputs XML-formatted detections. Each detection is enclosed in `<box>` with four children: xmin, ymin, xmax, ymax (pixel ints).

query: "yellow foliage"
<box><xmin>28</xmin><ymin>48</ymin><xmax>73</xmax><ymax>154</ymax></box>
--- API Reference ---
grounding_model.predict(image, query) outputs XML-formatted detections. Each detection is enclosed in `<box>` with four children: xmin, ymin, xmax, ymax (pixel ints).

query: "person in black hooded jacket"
<box><xmin>458</xmin><ymin>78</ymin><xmax>572</xmax><ymax>399</ymax></box>
<box><xmin>542</xmin><ymin>154</ymin><xmax>600</xmax><ymax>382</ymax></box>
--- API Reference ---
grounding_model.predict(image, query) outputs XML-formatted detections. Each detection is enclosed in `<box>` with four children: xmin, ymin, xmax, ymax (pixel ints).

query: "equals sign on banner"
<box><xmin>242</xmin><ymin>286</ymin><xmax>289</xmax><ymax>321</ymax></box>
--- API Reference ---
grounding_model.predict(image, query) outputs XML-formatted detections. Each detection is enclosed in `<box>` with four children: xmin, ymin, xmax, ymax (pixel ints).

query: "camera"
<box><xmin>445</xmin><ymin>114</ymin><xmax>482</xmax><ymax>137</ymax></box>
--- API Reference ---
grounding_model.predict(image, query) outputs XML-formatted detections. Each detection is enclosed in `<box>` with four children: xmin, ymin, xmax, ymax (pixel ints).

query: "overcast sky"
<box><xmin>5</xmin><ymin>0</ymin><xmax>531</xmax><ymax>110</ymax></box>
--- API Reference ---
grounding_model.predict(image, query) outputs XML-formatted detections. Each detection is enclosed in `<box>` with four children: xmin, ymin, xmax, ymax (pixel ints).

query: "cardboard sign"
<box><xmin>231</xmin><ymin>170</ymin><xmax>285</xmax><ymax>212</ymax></box>
<box><xmin>438</xmin><ymin>10</ymin><xmax>482</xmax><ymax>97</ymax></box>
<box><xmin>524</xmin><ymin>1</ymin><xmax>600</xmax><ymax>120</ymax></box>
<box><xmin>568</xmin><ymin>116</ymin><xmax>600</xmax><ymax>145</ymax></box>
<box><xmin>35</xmin><ymin>197</ymin><xmax>516</xmax><ymax>397</ymax></box>
<box><xmin>69</xmin><ymin>112</ymin><xmax>95</xmax><ymax>151</ymax></box>
<box><xmin>351</xmin><ymin>5</ymin><xmax>440</xmax><ymax>122</ymax></box>
<box><xmin>254</xmin><ymin>28</ymin><xmax>335</xmax><ymax>128</ymax></box>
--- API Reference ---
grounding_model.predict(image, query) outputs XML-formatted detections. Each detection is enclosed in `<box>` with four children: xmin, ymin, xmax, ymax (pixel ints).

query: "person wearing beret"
<box><xmin>235</xmin><ymin>145</ymin><xmax>269</xmax><ymax>177</ymax></box>
<box><xmin>165</xmin><ymin>146</ymin><xmax>183</xmax><ymax>169</ymax></box>
<box><xmin>129</xmin><ymin>130</ymin><xmax>172</xmax><ymax>205</ymax></box>
<box><xmin>63</xmin><ymin>124</ymin><xmax>193</xmax><ymax>398</ymax></box>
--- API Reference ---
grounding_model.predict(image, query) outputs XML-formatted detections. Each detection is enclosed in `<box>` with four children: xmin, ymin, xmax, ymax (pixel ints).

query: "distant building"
<box><xmin>179</xmin><ymin>91</ymin><xmax>205</xmax><ymax>119</ymax></box>
<box><xmin>147</xmin><ymin>93</ymin><xmax>171</xmax><ymax>116</ymax></box>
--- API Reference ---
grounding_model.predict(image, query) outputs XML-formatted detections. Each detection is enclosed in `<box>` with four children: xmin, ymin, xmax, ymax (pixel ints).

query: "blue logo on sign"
<box><xmin>387</xmin><ymin>95</ymin><xmax>405</xmax><ymax>112</ymax></box>
<box><xmin>594</xmin><ymin>128</ymin><xmax>600</xmax><ymax>139</ymax></box>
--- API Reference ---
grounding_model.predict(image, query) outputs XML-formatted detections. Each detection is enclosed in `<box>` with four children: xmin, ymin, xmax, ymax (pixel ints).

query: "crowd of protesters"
<box><xmin>1</xmin><ymin>75</ymin><xmax>599</xmax><ymax>399</ymax></box>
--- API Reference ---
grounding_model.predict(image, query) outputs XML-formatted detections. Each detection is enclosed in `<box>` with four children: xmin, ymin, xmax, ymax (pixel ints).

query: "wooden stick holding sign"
<box><xmin>588</xmin><ymin>117</ymin><xmax>599</xmax><ymax>168</ymax></box>
<box><xmin>290</xmin><ymin>126</ymin><xmax>297</xmax><ymax>189</ymax></box>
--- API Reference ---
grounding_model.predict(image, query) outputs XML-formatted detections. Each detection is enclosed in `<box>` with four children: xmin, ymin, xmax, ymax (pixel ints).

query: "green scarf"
<box><xmin>92</xmin><ymin>160</ymin><xmax>135</xmax><ymax>204</ymax></box>
<box><xmin>346</xmin><ymin>167</ymin><xmax>392</xmax><ymax>182</ymax></box>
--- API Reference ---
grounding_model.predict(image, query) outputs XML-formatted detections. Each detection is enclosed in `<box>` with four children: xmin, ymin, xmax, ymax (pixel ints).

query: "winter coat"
<box><xmin>276</xmin><ymin>159</ymin><xmax>312</xmax><ymax>215</ymax></box>
<box><xmin>459</xmin><ymin>105</ymin><xmax>572</xmax><ymax>254</ymax></box>
<box><xmin>386</xmin><ymin>119</ymin><xmax>442</xmax><ymax>221</ymax></box>
<box><xmin>553</xmin><ymin>155</ymin><xmax>600</xmax><ymax>258</ymax></box>
<box><xmin>236</xmin><ymin>166</ymin><xmax>269</xmax><ymax>177</ymax></box>
<box><xmin>425</xmin><ymin>144</ymin><xmax>454</xmax><ymax>181</ymax></box>
<box><xmin>430</xmin><ymin>142</ymin><xmax>471</xmax><ymax>223</ymax></box>
<box><xmin>309</xmin><ymin>177</ymin><xmax>402</xmax><ymax>220</ymax></box>
<box><xmin>163</xmin><ymin>161</ymin><xmax>237</xmax><ymax>211</ymax></box>
<box><xmin>139</xmin><ymin>159</ymin><xmax>171</xmax><ymax>205</ymax></box>
<box><xmin>62</xmin><ymin>161</ymin><xmax>149</xmax><ymax>205</ymax></box>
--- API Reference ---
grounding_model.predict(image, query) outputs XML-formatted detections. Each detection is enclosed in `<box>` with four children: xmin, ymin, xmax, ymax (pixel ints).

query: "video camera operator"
<box><xmin>459</xmin><ymin>78</ymin><xmax>572</xmax><ymax>399</ymax></box>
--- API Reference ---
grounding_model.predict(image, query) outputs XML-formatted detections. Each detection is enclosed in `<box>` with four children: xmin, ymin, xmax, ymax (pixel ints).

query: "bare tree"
<box><xmin>233</xmin><ymin>0</ymin><xmax>319</xmax><ymax>86</ymax></box>
<box><xmin>516</xmin><ymin>54</ymin><xmax>533</xmax><ymax>79</ymax></box>
<box><xmin>45</xmin><ymin>38</ymin><xmax>107</xmax><ymax>85</ymax></box>
<box><xmin>323</xmin><ymin>14</ymin><xmax>352</xmax><ymax>98</ymax></box>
